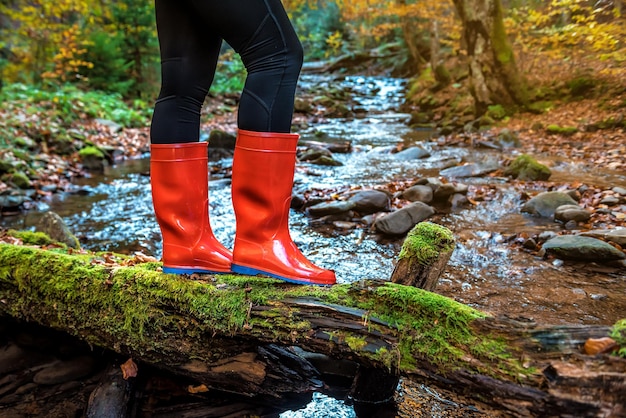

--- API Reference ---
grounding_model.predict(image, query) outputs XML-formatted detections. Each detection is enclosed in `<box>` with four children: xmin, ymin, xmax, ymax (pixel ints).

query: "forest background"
<box><xmin>0</xmin><ymin>0</ymin><xmax>625</xmax><ymax>172</ymax></box>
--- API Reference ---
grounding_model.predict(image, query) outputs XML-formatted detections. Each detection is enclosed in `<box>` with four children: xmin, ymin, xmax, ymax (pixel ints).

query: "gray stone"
<box><xmin>400</xmin><ymin>185</ymin><xmax>433</xmax><ymax>203</ymax></box>
<box><xmin>542</xmin><ymin>235</ymin><xmax>625</xmax><ymax>262</ymax></box>
<box><xmin>307</xmin><ymin>200</ymin><xmax>356</xmax><ymax>217</ymax></box>
<box><xmin>347</xmin><ymin>190</ymin><xmax>389</xmax><ymax>214</ymax></box>
<box><xmin>580</xmin><ymin>228</ymin><xmax>626</xmax><ymax>246</ymax></box>
<box><xmin>554</xmin><ymin>204</ymin><xmax>592</xmax><ymax>223</ymax></box>
<box><xmin>521</xmin><ymin>191</ymin><xmax>578</xmax><ymax>218</ymax></box>
<box><xmin>440</xmin><ymin>163</ymin><xmax>499</xmax><ymax>178</ymax></box>
<box><xmin>36</xmin><ymin>211</ymin><xmax>80</xmax><ymax>249</ymax></box>
<box><xmin>0</xmin><ymin>194</ymin><xmax>30</xmax><ymax>209</ymax></box>
<box><xmin>374</xmin><ymin>202</ymin><xmax>435</xmax><ymax>235</ymax></box>
<box><xmin>433</xmin><ymin>183</ymin><xmax>468</xmax><ymax>201</ymax></box>
<box><xmin>600</xmin><ymin>196</ymin><xmax>620</xmax><ymax>206</ymax></box>
<box><xmin>613</xmin><ymin>187</ymin><xmax>626</xmax><ymax>196</ymax></box>
<box><xmin>393</xmin><ymin>146</ymin><xmax>431</xmax><ymax>161</ymax></box>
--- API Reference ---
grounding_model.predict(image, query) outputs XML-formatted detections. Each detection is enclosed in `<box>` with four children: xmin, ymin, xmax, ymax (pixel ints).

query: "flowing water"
<box><xmin>2</xmin><ymin>74</ymin><xmax>625</xmax><ymax>416</ymax></box>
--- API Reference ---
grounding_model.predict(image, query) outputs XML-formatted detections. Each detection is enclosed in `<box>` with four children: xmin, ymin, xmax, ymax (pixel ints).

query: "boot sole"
<box><xmin>163</xmin><ymin>266</ymin><xmax>232</xmax><ymax>275</ymax></box>
<box><xmin>231</xmin><ymin>264</ymin><xmax>334</xmax><ymax>286</ymax></box>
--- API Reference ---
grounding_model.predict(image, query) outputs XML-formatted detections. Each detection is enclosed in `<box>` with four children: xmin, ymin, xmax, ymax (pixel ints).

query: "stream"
<box><xmin>2</xmin><ymin>74</ymin><xmax>625</xmax><ymax>417</ymax></box>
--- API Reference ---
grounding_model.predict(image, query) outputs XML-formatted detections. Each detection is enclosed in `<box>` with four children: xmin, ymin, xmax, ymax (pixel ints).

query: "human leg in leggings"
<box><xmin>150</xmin><ymin>0</ymin><xmax>303</xmax><ymax>144</ymax></box>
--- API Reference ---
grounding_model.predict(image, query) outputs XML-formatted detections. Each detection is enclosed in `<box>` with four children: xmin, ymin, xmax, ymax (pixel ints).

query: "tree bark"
<box><xmin>452</xmin><ymin>0</ymin><xmax>527</xmax><ymax>115</ymax></box>
<box><xmin>0</xmin><ymin>242</ymin><xmax>624</xmax><ymax>415</ymax></box>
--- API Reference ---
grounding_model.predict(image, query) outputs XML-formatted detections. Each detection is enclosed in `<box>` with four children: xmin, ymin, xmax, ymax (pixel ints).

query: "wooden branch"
<box><xmin>0</xmin><ymin>243</ymin><xmax>624</xmax><ymax>415</ymax></box>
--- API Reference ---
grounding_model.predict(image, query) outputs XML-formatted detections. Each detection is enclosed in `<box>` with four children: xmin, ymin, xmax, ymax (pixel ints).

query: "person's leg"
<box><xmin>149</xmin><ymin>0</ymin><xmax>231</xmax><ymax>275</ymax></box>
<box><xmin>189</xmin><ymin>0</ymin><xmax>303</xmax><ymax>132</ymax></box>
<box><xmin>150</xmin><ymin>0</ymin><xmax>222</xmax><ymax>143</ymax></box>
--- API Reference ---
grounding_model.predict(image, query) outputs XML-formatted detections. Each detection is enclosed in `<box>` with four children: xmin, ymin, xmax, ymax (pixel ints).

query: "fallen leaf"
<box><xmin>121</xmin><ymin>358</ymin><xmax>138</xmax><ymax>379</ymax></box>
<box><xmin>583</xmin><ymin>337</ymin><xmax>618</xmax><ymax>355</ymax></box>
<box><xmin>187</xmin><ymin>384</ymin><xmax>209</xmax><ymax>394</ymax></box>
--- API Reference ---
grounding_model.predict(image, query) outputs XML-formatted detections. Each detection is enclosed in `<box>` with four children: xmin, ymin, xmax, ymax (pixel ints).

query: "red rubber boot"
<box><xmin>150</xmin><ymin>142</ymin><xmax>232</xmax><ymax>274</ymax></box>
<box><xmin>231</xmin><ymin>130</ymin><xmax>336</xmax><ymax>285</ymax></box>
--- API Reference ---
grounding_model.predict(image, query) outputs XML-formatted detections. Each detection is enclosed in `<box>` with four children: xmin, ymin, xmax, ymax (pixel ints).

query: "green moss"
<box><xmin>486</xmin><ymin>104</ymin><xmax>507</xmax><ymax>120</ymax></box>
<box><xmin>546</xmin><ymin>124</ymin><xmax>578</xmax><ymax>136</ymax></box>
<box><xmin>610</xmin><ymin>318</ymin><xmax>626</xmax><ymax>358</ymax></box>
<box><xmin>8</xmin><ymin>229</ymin><xmax>58</xmax><ymax>246</ymax></box>
<box><xmin>78</xmin><ymin>146</ymin><xmax>105</xmax><ymax>159</ymax></box>
<box><xmin>398</xmin><ymin>222</ymin><xmax>455</xmax><ymax>266</ymax></box>
<box><xmin>8</xmin><ymin>171</ymin><xmax>31</xmax><ymax>189</ymax></box>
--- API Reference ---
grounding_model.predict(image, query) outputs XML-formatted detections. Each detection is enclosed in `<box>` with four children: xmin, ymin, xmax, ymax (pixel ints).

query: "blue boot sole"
<box><xmin>231</xmin><ymin>264</ymin><xmax>331</xmax><ymax>286</ymax></box>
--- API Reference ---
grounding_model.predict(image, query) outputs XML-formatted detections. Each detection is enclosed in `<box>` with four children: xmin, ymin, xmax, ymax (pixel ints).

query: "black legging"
<box><xmin>150</xmin><ymin>0</ymin><xmax>303</xmax><ymax>144</ymax></box>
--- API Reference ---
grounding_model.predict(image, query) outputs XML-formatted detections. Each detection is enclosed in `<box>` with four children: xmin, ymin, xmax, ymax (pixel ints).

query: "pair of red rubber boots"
<box><xmin>150</xmin><ymin>129</ymin><xmax>336</xmax><ymax>286</ymax></box>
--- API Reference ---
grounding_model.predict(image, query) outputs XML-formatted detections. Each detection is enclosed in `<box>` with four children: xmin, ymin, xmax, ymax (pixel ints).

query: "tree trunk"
<box><xmin>0</xmin><ymin>242</ymin><xmax>624</xmax><ymax>415</ymax></box>
<box><xmin>397</xmin><ymin>0</ymin><xmax>427</xmax><ymax>74</ymax></box>
<box><xmin>452</xmin><ymin>0</ymin><xmax>527</xmax><ymax>115</ymax></box>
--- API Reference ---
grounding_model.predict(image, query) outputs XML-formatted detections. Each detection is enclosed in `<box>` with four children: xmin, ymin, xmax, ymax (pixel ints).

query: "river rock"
<box><xmin>580</xmin><ymin>228</ymin><xmax>626</xmax><ymax>246</ymax></box>
<box><xmin>0</xmin><ymin>194</ymin><xmax>30</xmax><ymax>210</ymax></box>
<box><xmin>541</xmin><ymin>235</ymin><xmax>626</xmax><ymax>262</ymax></box>
<box><xmin>613</xmin><ymin>187</ymin><xmax>626</xmax><ymax>196</ymax></box>
<box><xmin>521</xmin><ymin>191</ymin><xmax>579</xmax><ymax>218</ymax></box>
<box><xmin>440</xmin><ymin>162</ymin><xmax>499</xmax><ymax>178</ymax></box>
<box><xmin>36</xmin><ymin>211</ymin><xmax>81</xmax><ymax>249</ymax></box>
<box><xmin>433</xmin><ymin>183</ymin><xmax>469</xmax><ymax>201</ymax></box>
<box><xmin>504</xmin><ymin>154</ymin><xmax>551</xmax><ymax>181</ymax></box>
<box><xmin>207</xmin><ymin>129</ymin><xmax>236</xmax><ymax>149</ymax></box>
<box><xmin>33</xmin><ymin>355</ymin><xmax>96</xmax><ymax>385</ymax></box>
<box><xmin>307</xmin><ymin>200</ymin><xmax>356</xmax><ymax>217</ymax></box>
<box><xmin>393</xmin><ymin>146</ymin><xmax>430</xmax><ymax>161</ymax></box>
<box><xmin>554</xmin><ymin>205</ymin><xmax>592</xmax><ymax>223</ymax></box>
<box><xmin>374</xmin><ymin>202</ymin><xmax>435</xmax><ymax>235</ymax></box>
<box><xmin>299</xmin><ymin>147</ymin><xmax>334</xmax><ymax>162</ymax></box>
<box><xmin>399</xmin><ymin>185</ymin><xmax>433</xmax><ymax>203</ymax></box>
<box><xmin>347</xmin><ymin>190</ymin><xmax>389</xmax><ymax>214</ymax></box>
<box><xmin>600</xmin><ymin>196</ymin><xmax>620</xmax><ymax>206</ymax></box>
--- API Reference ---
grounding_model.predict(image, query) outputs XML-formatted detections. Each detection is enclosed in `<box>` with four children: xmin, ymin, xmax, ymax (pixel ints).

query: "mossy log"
<box><xmin>0</xmin><ymin>243</ymin><xmax>625</xmax><ymax>416</ymax></box>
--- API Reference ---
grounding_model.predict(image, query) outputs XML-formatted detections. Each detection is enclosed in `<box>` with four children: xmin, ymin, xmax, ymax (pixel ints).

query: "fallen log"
<box><xmin>0</xmin><ymin>241</ymin><xmax>624</xmax><ymax>416</ymax></box>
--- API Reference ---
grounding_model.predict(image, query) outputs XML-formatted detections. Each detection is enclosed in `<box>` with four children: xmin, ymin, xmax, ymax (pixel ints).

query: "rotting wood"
<box><xmin>390</xmin><ymin>222</ymin><xmax>455</xmax><ymax>291</ymax></box>
<box><xmin>0</xmin><ymin>242</ymin><xmax>624</xmax><ymax>416</ymax></box>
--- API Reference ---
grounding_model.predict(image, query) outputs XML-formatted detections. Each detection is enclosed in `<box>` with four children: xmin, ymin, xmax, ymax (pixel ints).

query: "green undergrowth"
<box><xmin>0</xmin><ymin>241</ymin><xmax>527</xmax><ymax>379</ymax></box>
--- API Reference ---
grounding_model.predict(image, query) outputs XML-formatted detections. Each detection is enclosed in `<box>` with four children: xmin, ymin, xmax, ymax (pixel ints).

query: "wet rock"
<box><xmin>399</xmin><ymin>185</ymin><xmax>433</xmax><ymax>203</ymax></box>
<box><xmin>36</xmin><ymin>211</ymin><xmax>81</xmax><ymax>249</ymax></box>
<box><xmin>79</xmin><ymin>146</ymin><xmax>107</xmax><ymax>173</ymax></box>
<box><xmin>309</xmin><ymin>155</ymin><xmax>343</xmax><ymax>166</ymax></box>
<box><xmin>374</xmin><ymin>202</ymin><xmax>435</xmax><ymax>235</ymax></box>
<box><xmin>554</xmin><ymin>205</ymin><xmax>592</xmax><ymax>223</ymax></box>
<box><xmin>521</xmin><ymin>191</ymin><xmax>578</xmax><ymax>218</ymax></box>
<box><xmin>580</xmin><ymin>228</ymin><xmax>626</xmax><ymax>246</ymax></box>
<box><xmin>393</xmin><ymin>146</ymin><xmax>430</xmax><ymax>161</ymax></box>
<box><xmin>541</xmin><ymin>235</ymin><xmax>626</xmax><ymax>262</ymax></box>
<box><xmin>537</xmin><ymin>231</ymin><xmax>558</xmax><ymax>243</ymax></box>
<box><xmin>299</xmin><ymin>147</ymin><xmax>333</xmax><ymax>162</ymax></box>
<box><xmin>450</xmin><ymin>193</ymin><xmax>468</xmax><ymax>207</ymax></box>
<box><xmin>207</xmin><ymin>129</ymin><xmax>236</xmax><ymax>150</ymax></box>
<box><xmin>433</xmin><ymin>183</ymin><xmax>468</xmax><ymax>201</ymax></box>
<box><xmin>347</xmin><ymin>190</ymin><xmax>389</xmax><ymax>214</ymax></box>
<box><xmin>307</xmin><ymin>200</ymin><xmax>356</xmax><ymax>217</ymax></box>
<box><xmin>440</xmin><ymin>162</ymin><xmax>499</xmax><ymax>178</ymax></box>
<box><xmin>504</xmin><ymin>154</ymin><xmax>551</xmax><ymax>181</ymax></box>
<box><xmin>613</xmin><ymin>187</ymin><xmax>626</xmax><ymax>196</ymax></box>
<box><xmin>33</xmin><ymin>355</ymin><xmax>96</xmax><ymax>385</ymax></box>
<box><xmin>600</xmin><ymin>196</ymin><xmax>620</xmax><ymax>206</ymax></box>
<box><xmin>0</xmin><ymin>193</ymin><xmax>30</xmax><ymax>210</ymax></box>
